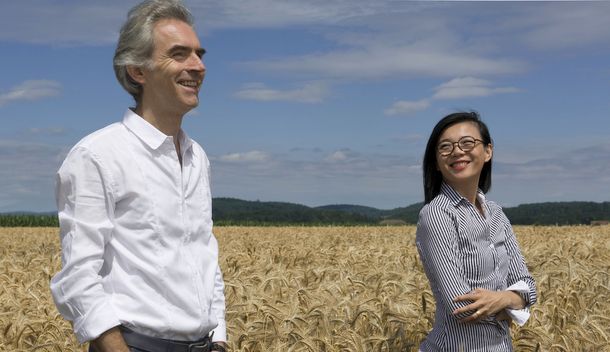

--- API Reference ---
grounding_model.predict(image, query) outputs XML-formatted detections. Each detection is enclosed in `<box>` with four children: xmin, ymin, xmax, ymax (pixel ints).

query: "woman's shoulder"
<box><xmin>419</xmin><ymin>194</ymin><xmax>456</xmax><ymax>222</ymax></box>
<box><xmin>482</xmin><ymin>198</ymin><xmax>512</xmax><ymax>224</ymax></box>
<box><xmin>481</xmin><ymin>196</ymin><xmax>505</xmax><ymax>213</ymax></box>
<box><xmin>422</xmin><ymin>191</ymin><xmax>454</xmax><ymax>210</ymax></box>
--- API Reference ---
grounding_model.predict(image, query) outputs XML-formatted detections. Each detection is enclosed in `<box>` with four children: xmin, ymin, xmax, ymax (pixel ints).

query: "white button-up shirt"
<box><xmin>50</xmin><ymin>109</ymin><xmax>226</xmax><ymax>344</ymax></box>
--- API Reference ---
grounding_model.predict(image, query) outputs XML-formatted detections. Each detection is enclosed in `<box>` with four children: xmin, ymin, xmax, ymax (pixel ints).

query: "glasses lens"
<box><xmin>438</xmin><ymin>142</ymin><xmax>453</xmax><ymax>155</ymax></box>
<box><xmin>458</xmin><ymin>137</ymin><xmax>476</xmax><ymax>151</ymax></box>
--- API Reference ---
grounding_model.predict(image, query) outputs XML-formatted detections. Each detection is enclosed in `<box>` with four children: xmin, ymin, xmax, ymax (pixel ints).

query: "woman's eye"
<box><xmin>438</xmin><ymin>143</ymin><xmax>452</xmax><ymax>151</ymax></box>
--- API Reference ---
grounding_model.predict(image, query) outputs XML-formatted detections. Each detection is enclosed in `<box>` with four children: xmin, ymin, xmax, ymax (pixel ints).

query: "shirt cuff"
<box><xmin>505</xmin><ymin>281</ymin><xmax>531</xmax><ymax>326</ymax></box>
<box><xmin>211</xmin><ymin>320</ymin><xmax>227</xmax><ymax>342</ymax></box>
<box><xmin>505</xmin><ymin>307</ymin><xmax>530</xmax><ymax>327</ymax></box>
<box><xmin>73</xmin><ymin>301</ymin><xmax>121</xmax><ymax>343</ymax></box>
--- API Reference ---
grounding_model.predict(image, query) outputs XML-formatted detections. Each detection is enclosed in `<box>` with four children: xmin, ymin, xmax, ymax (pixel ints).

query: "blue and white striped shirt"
<box><xmin>416</xmin><ymin>183</ymin><xmax>537</xmax><ymax>352</ymax></box>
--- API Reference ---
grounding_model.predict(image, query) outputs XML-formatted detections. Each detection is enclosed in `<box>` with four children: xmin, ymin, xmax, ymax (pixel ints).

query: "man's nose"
<box><xmin>187</xmin><ymin>53</ymin><xmax>205</xmax><ymax>72</ymax></box>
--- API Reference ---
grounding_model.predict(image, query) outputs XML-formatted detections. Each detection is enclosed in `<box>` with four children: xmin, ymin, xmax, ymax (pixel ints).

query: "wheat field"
<box><xmin>1</xmin><ymin>226</ymin><xmax>609</xmax><ymax>351</ymax></box>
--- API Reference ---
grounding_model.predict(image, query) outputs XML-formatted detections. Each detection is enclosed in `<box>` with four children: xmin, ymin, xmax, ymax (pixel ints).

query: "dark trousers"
<box><xmin>89</xmin><ymin>346</ymin><xmax>145</xmax><ymax>352</ymax></box>
<box><xmin>88</xmin><ymin>326</ymin><xmax>212</xmax><ymax>352</ymax></box>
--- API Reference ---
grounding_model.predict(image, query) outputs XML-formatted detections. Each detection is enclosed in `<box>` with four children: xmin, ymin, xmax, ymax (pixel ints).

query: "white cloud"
<box><xmin>0</xmin><ymin>1</ymin><xmax>421</xmax><ymax>44</ymax></box>
<box><xmin>491</xmin><ymin>142</ymin><xmax>610</xmax><ymax>205</ymax></box>
<box><xmin>191</xmin><ymin>1</ymin><xmax>401</xmax><ymax>29</ymax></box>
<box><xmin>384</xmin><ymin>76</ymin><xmax>519</xmax><ymax>115</ymax></box>
<box><xmin>325</xmin><ymin>150</ymin><xmax>348</xmax><ymax>162</ymax></box>
<box><xmin>324</xmin><ymin>149</ymin><xmax>360</xmax><ymax>163</ymax></box>
<box><xmin>217</xmin><ymin>150</ymin><xmax>270</xmax><ymax>163</ymax></box>
<box><xmin>0</xmin><ymin>140</ymin><xmax>67</xmax><ymax>212</ymax></box>
<box><xmin>234</xmin><ymin>82</ymin><xmax>329</xmax><ymax>103</ymax></box>
<box><xmin>0</xmin><ymin>2</ymin><xmax>126</xmax><ymax>44</ymax></box>
<box><xmin>239</xmin><ymin>47</ymin><xmax>524</xmax><ymax>80</ymax></box>
<box><xmin>210</xmin><ymin>147</ymin><xmax>422</xmax><ymax>208</ymax></box>
<box><xmin>384</xmin><ymin>99</ymin><xmax>430</xmax><ymax>116</ymax></box>
<box><xmin>0</xmin><ymin>80</ymin><xmax>61</xmax><ymax>107</ymax></box>
<box><xmin>500</xmin><ymin>3</ymin><xmax>610</xmax><ymax>50</ymax></box>
<box><xmin>432</xmin><ymin>77</ymin><xmax>519</xmax><ymax>100</ymax></box>
<box><xmin>1</xmin><ymin>1</ymin><xmax>609</xmax><ymax>53</ymax></box>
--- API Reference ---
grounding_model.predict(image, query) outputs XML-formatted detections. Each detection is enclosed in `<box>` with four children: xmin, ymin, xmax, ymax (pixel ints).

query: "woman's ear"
<box><xmin>485</xmin><ymin>143</ymin><xmax>493</xmax><ymax>162</ymax></box>
<box><xmin>126</xmin><ymin>65</ymin><xmax>146</xmax><ymax>85</ymax></box>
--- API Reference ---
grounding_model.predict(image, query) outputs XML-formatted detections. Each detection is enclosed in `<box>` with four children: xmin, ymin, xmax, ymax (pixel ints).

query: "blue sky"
<box><xmin>1</xmin><ymin>1</ymin><xmax>609</xmax><ymax>212</ymax></box>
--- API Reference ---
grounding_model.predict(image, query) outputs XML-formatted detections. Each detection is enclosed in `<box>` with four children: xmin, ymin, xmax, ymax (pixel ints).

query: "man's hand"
<box><xmin>211</xmin><ymin>341</ymin><xmax>228</xmax><ymax>352</ymax></box>
<box><xmin>453</xmin><ymin>288</ymin><xmax>525</xmax><ymax>323</ymax></box>
<box><xmin>89</xmin><ymin>327</ymin><xmax>130</xmax><ymax>352</ymax></box>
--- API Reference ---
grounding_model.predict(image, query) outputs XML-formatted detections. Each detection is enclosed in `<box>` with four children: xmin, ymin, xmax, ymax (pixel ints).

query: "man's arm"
<box><xmin>50</xmin><ymin>146</ymin><xmax>122</xmax><ymax>343</ymax></box>
<box><xmin>89</xmin><ymin>327</ymin><xmax>130</xmax><ymax>352</ymax></box>
<box><xmin>210</xmin><ymin>260</ymin><xmax>227</xmax><ymax>344</ymax></box>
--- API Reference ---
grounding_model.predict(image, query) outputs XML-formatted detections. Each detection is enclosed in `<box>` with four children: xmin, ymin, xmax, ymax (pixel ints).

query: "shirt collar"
<box><xmin>178</xmin><ymin>129</ymin><xmax>193</xmax><ymax>155</ymax></box>
<box><xmin>122</xmin><ymin>108</ymin><xmax>192</xmax><ymax>153</ymax></box>
<box><xmin>440</xmin><ymin>182</ymin><xmax>486</xmax><ymax>208</ymax></box>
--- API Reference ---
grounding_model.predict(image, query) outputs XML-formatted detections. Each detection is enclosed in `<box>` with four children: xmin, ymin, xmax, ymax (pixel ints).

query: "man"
<box><xmin>50</xmin><ymin>1</ymin><xmax>227</xmax><ymax>351</ymax></box>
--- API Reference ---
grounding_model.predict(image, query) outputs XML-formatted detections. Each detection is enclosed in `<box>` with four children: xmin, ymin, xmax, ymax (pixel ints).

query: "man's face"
<box><xmin>140</xmin><ymin>18</ymin><xmax>205</xmax><ymax>117</ymax></box>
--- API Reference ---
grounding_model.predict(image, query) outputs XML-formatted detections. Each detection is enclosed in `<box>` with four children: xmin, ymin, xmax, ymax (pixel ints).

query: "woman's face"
<box><xmin>435</xmin><ymin>121</ymin><xmax>492</xmax><ymax>191</ymax></box>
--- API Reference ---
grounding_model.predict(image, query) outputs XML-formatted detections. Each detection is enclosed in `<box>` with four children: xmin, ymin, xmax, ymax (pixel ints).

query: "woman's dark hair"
<box><xmin>423</xmin><ymin>111</ymin><xmax>493</xmax><ymax>203</ymax></box>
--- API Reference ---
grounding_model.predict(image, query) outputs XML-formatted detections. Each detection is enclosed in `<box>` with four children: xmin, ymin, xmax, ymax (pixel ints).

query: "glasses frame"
<box><xmin>437</xmin><ymin>136</ymin><xmax>485</xmax><ymax>156</ymax></box>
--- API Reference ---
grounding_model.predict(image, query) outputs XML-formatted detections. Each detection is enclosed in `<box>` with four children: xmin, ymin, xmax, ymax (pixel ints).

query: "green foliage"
<box><xmin>0</xmin><ymin>213</ymin><xmax>59</xmax><ymax>227</ymax></box>
<box><xmin>2</xmin><ymin>200</ymin><xmax>609</xmax><ymax>227</ymax></box>
<box><xmin>212</xmin><ymin>198</ymin><xmax>376</xmax><ymax>225</ymax></box>
<box><xmin>503</xmin><ymin>201</ymin><xmax>610</xmax><ymax>225</ymax></box>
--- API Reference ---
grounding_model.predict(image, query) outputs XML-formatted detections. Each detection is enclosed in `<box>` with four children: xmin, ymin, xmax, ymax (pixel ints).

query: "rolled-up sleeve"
<box><xmin>50</xmin><ymin>146</ymin><xmax>121</xmax><ymax>343</ymax></box>
<box><xmin>416</xmin><ymin>205</ymin><xmax>475</xmax><ymax>320</ymax></box>
<box><xmin>502</xmin><ymin>219</ymin><xmax>537</xmax><ymax>307</ymax></box>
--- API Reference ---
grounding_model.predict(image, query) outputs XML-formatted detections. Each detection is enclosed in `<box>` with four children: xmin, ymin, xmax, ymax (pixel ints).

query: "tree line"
<box><xmin>2</xmin><ymin>199</ymin><xmax>609</xmax><ymax>227</ymax></box>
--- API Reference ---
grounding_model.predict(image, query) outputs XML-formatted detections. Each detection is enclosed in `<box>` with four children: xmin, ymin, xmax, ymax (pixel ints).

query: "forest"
<box><xmin>2</xmin><ymin>198</ymin><xmax>608</xmax><ymax>227</ymax></box>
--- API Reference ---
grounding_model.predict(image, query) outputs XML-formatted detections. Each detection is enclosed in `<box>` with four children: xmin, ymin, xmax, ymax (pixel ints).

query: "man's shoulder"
<box><xmin>67</xmin><ymin>122</ymin><xmax>127</xmax><ymax>159</ymax></box>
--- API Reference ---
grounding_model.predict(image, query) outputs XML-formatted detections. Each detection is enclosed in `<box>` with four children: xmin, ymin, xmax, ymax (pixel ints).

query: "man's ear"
<box><xmin>126</xmin><ymin>65</ymin><xmax>146</xmax><ymax>85</ymax></box>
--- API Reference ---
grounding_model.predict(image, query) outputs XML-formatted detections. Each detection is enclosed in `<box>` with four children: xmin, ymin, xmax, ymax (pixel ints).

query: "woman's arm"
<box><xmin>453</xmin><ymin>211</ymin><xmax>537</xmax><ymax>322</ymax></box>
<box><xmin>416</xmin><ymin>205</ymin><xmax>476</xmax><ymax>320</ymax></box>
<box><xmin>453</xmin><ymin>288</ymin><xmax>524</xmax><ymax>322</ymax></box>
<box><xmin>503</xmin><ymin>219</ymin><xmax>537</xmax><ymax>307</ymax></box>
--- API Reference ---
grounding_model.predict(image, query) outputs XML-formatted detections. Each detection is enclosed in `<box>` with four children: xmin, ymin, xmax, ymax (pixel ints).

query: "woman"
<box><xmin>416</xmin><ymin>112</ymin><xmax>537</xmax><ymax>351</ymax></box>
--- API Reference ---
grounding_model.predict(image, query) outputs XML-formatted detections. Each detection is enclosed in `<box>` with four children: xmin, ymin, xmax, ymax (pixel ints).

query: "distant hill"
<box><xmin>215</xmin><ymin>199</ymin><xmax>609</xmax><ymax>225</ymax></box>
<box><xmin>212</xmin><ymin>198</ymin><xmax>376</xmax><ymax>225</ymax></box>
<box><xmin>382</xmin><ymin>203</ymin><xmax>425</xmax><ymax>223</ymax></box>
<box><xmin>503</xmin><ymin>201</ymin><xmax>610</xmax><ymax>225</ymax></box>
<box><xmin>314</xmin><ymin>203</ymin><xmax>425</xmax><ymax>223</ymax></box>
<box><xmin>2</xmin><ymin>200</ymin><xmax>609</xmax><ymax>226</ymax></box>
<box><xmin>315</xmin><ymin>204</ymin><xmax>388</xmax><ymax>218</ymax></box>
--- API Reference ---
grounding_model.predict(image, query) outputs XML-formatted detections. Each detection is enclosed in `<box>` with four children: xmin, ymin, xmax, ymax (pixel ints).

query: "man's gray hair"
<box><xmin>113</xmin><ymin>0</ymin><xmax>194</xmax><ymax>103</ymax></box>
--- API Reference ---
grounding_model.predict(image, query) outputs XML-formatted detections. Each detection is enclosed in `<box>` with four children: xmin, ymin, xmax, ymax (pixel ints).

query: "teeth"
<box><xmin>179</xmin><ymin>80</ymin><xmax>200</xmax><ymax>87</ymax></box>
<box><xmin>452</xmin><ymin>161</ymin><xmax>468</xmax><ymax>168</ymax></box>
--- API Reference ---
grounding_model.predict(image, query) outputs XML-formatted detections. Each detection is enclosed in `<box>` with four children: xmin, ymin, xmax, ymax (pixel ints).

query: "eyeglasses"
<box><xmin>437</xmin><ymin>136</ymin><xmax>485</xmax><ymax>156</ymax></box>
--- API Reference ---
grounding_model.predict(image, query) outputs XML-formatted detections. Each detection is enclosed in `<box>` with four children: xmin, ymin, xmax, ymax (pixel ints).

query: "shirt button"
<box><xmin>489</xmin><ymin>243</ymin><xmax>494</xmax><ymax>249</ymax></box>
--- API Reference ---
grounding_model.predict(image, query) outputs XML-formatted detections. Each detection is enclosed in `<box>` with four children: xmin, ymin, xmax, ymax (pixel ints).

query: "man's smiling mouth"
<box><xmin>178</xmin><ymin>80</ymin><xmax>201</xmax><ymax>88</ymax></box>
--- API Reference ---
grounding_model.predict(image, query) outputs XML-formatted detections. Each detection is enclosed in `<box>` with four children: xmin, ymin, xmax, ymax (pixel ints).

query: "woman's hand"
<box><xmin>453</xmin><ymin>288</ymin><xmax>525</xmax><ymax>323</ymax></box>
